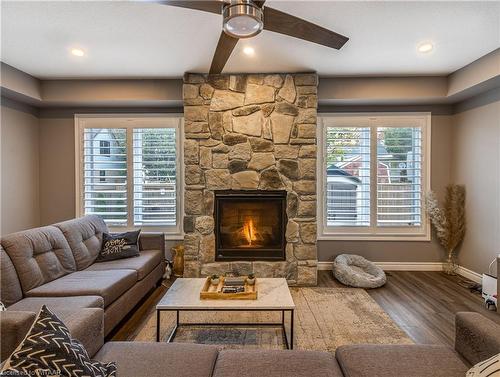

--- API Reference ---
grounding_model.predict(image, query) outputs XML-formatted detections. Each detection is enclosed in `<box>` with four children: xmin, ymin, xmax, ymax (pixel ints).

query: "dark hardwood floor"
<box><xmin>110</xmin><ymin>270</ymin><xmax>499</xmax><ymax>348</ymax></box>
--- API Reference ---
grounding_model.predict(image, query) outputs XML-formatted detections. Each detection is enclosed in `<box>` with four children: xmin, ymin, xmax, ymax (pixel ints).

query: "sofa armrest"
<box><xmin>139</xmin><ymin>233</ymin><xmax>165</xmax><ymax>255</ymax></box>
<box><xmin>455</xmin><ymin>312</ymin><xmax>500</xmax><ymax>365</ymax></box>
<box><xmin>0</xmin><ymin>311</ymin><xmax>36</xmax><ymax>361</ymax></box>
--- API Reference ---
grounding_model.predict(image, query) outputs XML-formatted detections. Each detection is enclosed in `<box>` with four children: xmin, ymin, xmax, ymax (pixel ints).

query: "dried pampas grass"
<box><xmin>425</xmin><ymin>185</ymin><xmax>466</xmax><ymax>274</ymax></box>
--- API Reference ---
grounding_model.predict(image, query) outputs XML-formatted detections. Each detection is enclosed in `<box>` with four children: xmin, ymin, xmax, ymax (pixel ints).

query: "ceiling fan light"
<box><xmin>223</xmin><ymin>1</ymin><xmax>263</xmax><ymax>38</ymax></box>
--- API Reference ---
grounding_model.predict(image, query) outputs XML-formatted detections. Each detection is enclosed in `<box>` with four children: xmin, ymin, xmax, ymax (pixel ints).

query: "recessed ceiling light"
<box><xmin>243</xmin><ymin>46</ymin><xmax>255</xmax><ymax>56</ymax></box>
<box><xmin>417</xmin><ymin>42</ymin><xmax>433</xmax><ymax>53</ymax></box>
<box><xmin>71</xmin><ymin>48</ymin><xmax>85</xmax><ymax>57</ymax></box>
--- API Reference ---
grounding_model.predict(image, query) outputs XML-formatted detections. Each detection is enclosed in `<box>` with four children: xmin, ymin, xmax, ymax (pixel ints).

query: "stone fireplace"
<box><xmin>182</xmin><ymin>72</ymin><xmax>318</xmax><ymax>285</ymax></box>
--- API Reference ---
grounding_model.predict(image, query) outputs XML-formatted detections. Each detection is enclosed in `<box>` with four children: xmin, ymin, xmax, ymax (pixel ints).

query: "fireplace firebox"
<box><xmin>214</xmin><ymin>190</ymin><xmax>287</xmax><ymax>261</ymax></box>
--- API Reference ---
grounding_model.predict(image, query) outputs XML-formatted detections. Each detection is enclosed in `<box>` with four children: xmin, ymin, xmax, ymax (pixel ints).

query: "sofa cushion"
<box><xmin>25</xmin><ymin>270</ymin><xmax>137</xmax><ymax>307</ymax></box>
<box><xmin>0</xmin><ymin>308</ymin><xmax>104</xmax><ymax>362</ymax></box>
<box><xmin>55</xmin><ymin>215</ymin><xmax>108</xmax><ymax>270</ymax></box>
<box><xmin>95</xmin><ymin>342</ymin><xmax>218</xmax><ymax>377</ymax></box>
<box><xmin>0</xmin><ymin>246</ymin><xmax>23</xmax><ymax>306</ymax></box>
<box><xmin>212</xmin><ymin>349</ymin><xmax>344</xmax><ymax>377</ymax></box>
<box><xmin>455</xmin><ymin>311</ymin><xmax>500</xmax><ymax>365</ymax></box>
<box><xmin>336</xmin><ymin>344</ymin><xmax>468</xmax><ymax>377</ymax></box>
<box><xmin>1</xmin><ymin>306</ymin><xmax>111</xmax><ymax>376</ymax></box>
<box><xmin>86</xmin><ymin>249</ymin><xmax>163</xmax><ymax>280</ymax></box>
<box><xmin>7</xmin><ymin>295</ymin><xmax>104</xmax><ymax>312</ymax></box>
<box><xmin>0</xmin><ymin>311</ymin><xmax>36</xmax><ymax>362</ymax></box>
<box><xmin>55</xmin><ymin>308</ymin><xmax>105</xmax><ymax>359</ymax></box>
<box><xmin>1</xmin><ymin>226</ymin><xmax>76</xmax><ymax>293</ymax></box>
<box><xmin>97</xmin><ymin>230</ymin><xmax>141</xmax><ymax>262</ymax></box>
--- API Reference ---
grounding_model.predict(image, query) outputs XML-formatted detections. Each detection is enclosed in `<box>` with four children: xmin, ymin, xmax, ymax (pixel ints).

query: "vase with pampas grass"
<box><xmin>425</xmin><ymin>185</ymin><xmax>466</xmax><ymax>275</ymax></box>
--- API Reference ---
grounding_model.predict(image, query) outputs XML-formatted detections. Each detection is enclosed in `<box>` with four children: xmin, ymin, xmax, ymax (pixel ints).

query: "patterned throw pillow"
<box><xmin>0</xmin><ymin>305</ymin><xmax>116</xmax><ymax>377</ymax></box>
<box><xmin>96</xmin><ymin>230</ymin><xmax>141</xmax><ymax>262</ymax></box>
<box><xmin>0</xmin><ymin>301</ymin><xmax>5</xmax><ymax>311</ymax></box>
<box><xmin>467</xmin><ymin>353</ymin><xmax>500</xmax><ymax>376</ymax></box>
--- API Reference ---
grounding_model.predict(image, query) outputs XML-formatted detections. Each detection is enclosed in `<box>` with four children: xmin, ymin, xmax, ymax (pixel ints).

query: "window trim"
<box><xmin>74</xmin><ymin>114</ymin><xmax>184</xmax><ymax>238</ymax></box>
<box><xmin>317</xmin><ymin>112</ymin><xmax>431</xmax><ymax>241</ymax></box>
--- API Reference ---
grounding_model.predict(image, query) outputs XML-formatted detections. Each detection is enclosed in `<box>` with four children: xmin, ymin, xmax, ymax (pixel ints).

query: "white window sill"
<box><xmin>108</xmin><ymin>227</ymin><xmax>183</xmax><ymax>240</ymax></box>
<box><xmin>317</xmin><ymin>233</ymin><xmax>431</xmax><ymax>242</ymax></box>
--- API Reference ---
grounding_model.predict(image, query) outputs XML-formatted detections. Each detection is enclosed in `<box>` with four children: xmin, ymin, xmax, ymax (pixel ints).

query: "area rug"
<box><xmin>133</xmin><ymin>287</ymin><xmax>412</xmax><ymax>352</ymax></box>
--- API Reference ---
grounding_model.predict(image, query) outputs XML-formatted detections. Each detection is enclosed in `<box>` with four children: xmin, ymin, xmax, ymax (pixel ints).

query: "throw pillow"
<box><xmin>0</xmin><ymin>305</ymin><xmax>116</xmax><ymax>377</ymax></box>
<box><xmin>96</xmin><ymin>229</ymin><xmax>141</xmax><ymax>262</ymax></box>
<box><xmin>0</xmin><ymin>301</ymin><xmax>5</xmax><ymax>311</ymax></box>
<box><xmin>467</xmin><ymin>353</ymin><xmax>500</xmax><ymax>376</ymax></box>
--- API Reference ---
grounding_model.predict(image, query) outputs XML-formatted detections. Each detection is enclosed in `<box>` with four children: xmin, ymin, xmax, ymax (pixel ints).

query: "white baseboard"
<box><xmin>318</xmin><ymin>261</ymin><xmax>483</xmax><ymax>283</ymax></box>
<box><xmin>317</xmin><ymin>261</ymin><xmax>444</xmax><ymax>271</ymax></box>
<box><xmin>456</xmin><ymin>265</ymin><xmax>482</xmax><ymax>283</ymax></box>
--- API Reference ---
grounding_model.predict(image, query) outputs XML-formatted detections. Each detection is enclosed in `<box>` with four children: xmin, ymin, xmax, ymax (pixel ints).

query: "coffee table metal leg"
<box><xmin>156</xmin><ymin>310</ymin><xmax>160</xmax><ymax>342</ymax></box>
<box><xmin>290</xmin><ymin>309</ymin><xmax>294</xmax><ymax>349</ymax></box>
<box><xmin>166</xmin><ymin>310</ymin><xmax>179</xmax><ymax>343</ymax></box>
<box><xmin>282</xmin><ymin>309</ymin><xmax>291</xmax><ymax>350</ymax></box>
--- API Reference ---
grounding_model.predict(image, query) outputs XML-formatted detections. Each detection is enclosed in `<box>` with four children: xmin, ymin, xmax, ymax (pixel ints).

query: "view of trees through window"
<box><xmin>133</xmin><ymin>128</ymin><xmax>177</xmax><ymax>226</ymax></box>
<box><xmin>325</xmin><ymin>123</ymin><xmax>423</xmax><ymax>229</ymax></box>
<box><xmin>82</xmin><ymin>126</ymin><xmax>177</xmax><ymax>228</ymax></box>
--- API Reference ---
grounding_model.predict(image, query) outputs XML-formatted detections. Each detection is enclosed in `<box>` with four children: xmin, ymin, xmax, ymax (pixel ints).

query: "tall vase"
<box><xmin>443</xmin><ymin>250</ymin><xmax>458</xmax><ymax>275</ymax></box>
<box><xmin>172</xmin><ymin>245</ymin><xmax>184</xmax><ymax>278</ymax></box>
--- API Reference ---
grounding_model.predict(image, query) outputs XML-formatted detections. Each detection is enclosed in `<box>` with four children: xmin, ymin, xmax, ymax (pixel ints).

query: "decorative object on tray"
<box><xmin>425</xmin><ymin>184</ymin><xmax>466</xmax><ymax>275</ymax></box>
<box><xmin>200</xmin><ymin>276</ymin><xmax>258</xmax><ymax>300</ymax></box>
<box><xmin>171</xmin><ymin>244</ymin><xmax>184</xmax><ymax>277</ymax></box>
<box><xmin>210</xmin><ymin>274</ymin><xmax>220</xmax><ymax>285</ymax></box>
<box><xmin>246</xmin><ymin>273</ymin><xmax>256</xmax><ymax>285</ymax></box>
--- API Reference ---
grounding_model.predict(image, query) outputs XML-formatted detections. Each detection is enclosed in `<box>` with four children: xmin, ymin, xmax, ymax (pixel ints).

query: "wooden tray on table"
<box><xmin>200</xmin><ymin>276</ymin><xmax>257</xmax><ymax>300</ymax></box>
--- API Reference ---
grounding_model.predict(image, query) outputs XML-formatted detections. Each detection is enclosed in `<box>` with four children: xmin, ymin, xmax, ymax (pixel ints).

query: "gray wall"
<box><xmin>1</xmin><ymin>99</ymin><xmax>40</xmax><ymax>234</ymax></box>
<box><xmin>22</xmin><ymin>96</ymin><xmax>500</xmax><ymax>275</ymax></box>
<box><xmin>37</xmin><ymin>108</ymin><xmax>181</xmax><ymax>226</ymax></box>
<box><xmin>451</xmin><ymin>90</ymin><xmax>500</xmax><ymax>274</ymax></box>
<box><xmin>317</xmin><ymin>114</ymin><xmax>453</xmax><ymax>263</ymax></box>
<box><xmin>39</xmin><ymin>114</ymin><xmax>76</xmax><ymax>225</ymax></box>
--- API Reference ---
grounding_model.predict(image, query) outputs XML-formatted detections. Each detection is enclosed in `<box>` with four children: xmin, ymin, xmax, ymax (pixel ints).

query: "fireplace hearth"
<box><xmin>215</xmin><ymin>190</ymin><xmax>287</xmax><ymax>261</ymax></box>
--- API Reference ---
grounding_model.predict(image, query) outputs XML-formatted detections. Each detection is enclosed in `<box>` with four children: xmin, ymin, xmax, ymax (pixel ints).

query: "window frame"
<box><xmin>75</xmin><ymin>114</ymin><xmax>184</xmax><ymax>237</ymax></box>
<box><xmin>317</xmin><ymin>113</ymin><xmax>431</xmax><ymax>241</ymax></box>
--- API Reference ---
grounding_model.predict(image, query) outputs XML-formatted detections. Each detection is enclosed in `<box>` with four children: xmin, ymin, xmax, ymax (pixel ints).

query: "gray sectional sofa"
<box><xmin>1</xmin><ymin>217</ymin><xmax>499</xmax><ymax>376</ymax></box>
<box><xmin>93</xmin><ymin>311</ymin><xmax>500</xmax><ymax>377</ymax></box>
<box><xmin>0</xmin><ymin>215</ymin><xmax>165</xmax><ymax>360</ymax></box>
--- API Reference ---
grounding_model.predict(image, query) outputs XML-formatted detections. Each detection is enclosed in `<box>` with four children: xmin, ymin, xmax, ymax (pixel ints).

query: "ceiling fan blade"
<box><xmin>263</xmin><ymin>7</ymin><xmax>349</xmax><ymax>50</ymax></box>
<box><xmin>209</xmin><ymin>31</ymin><xmax>239</xmax><ymax>74</ymax></box>
<box><xmin>253</xmin><ymin>1</ymin><xmax>266</xmax><ymax>7</ymax></box>
<box><xmin>149</xmin><ymin>1</ymin><xmax>225</xmax><ymax>15</ymax></box>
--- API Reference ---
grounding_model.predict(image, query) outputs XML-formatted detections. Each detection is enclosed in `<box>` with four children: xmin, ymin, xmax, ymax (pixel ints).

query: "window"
<box><xmin>318</xmin><ymin>114</ymin><xmax>431</xmax><ymax>240</ymax></box>
<box><xmin>99</xmin><ymin>140</ymin><xmax>111</xmax><ymax>156</ymax></box>
<box><xmin>75</xmin><ymin>115</ymin><xmax>183</xmax><ymax>234</ymax></box>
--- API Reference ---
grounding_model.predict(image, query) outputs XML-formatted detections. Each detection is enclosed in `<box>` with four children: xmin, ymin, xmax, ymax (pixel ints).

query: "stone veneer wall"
<box><xmin>182</xmin><ymin>73</ymin><xmax>318</xmax><ymax>286</ymax></box>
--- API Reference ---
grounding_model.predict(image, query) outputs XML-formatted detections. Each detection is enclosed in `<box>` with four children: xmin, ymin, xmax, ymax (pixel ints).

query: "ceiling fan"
<box><xmin>153</xmin><ymin>0</ymin><xmax>349</xmax><ymax>74</ymax></box>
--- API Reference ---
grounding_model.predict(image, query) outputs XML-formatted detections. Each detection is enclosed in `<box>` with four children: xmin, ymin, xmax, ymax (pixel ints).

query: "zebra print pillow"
<box><xmin>0</xmin><ymin>305</ymin><xmax>116</xmax><ymax>377</ymax></box>
<box><xmin>467</xmin><ymin>353</ymin><xmax>500</xmax><ymax>377</ymax></box>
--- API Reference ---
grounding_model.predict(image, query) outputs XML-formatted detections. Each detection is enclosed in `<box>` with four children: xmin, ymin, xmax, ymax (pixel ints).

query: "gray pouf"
<box><xmin>333</xmin><ymin>254</ymin><xmax>386</xmax><ymax>288</ymax></box>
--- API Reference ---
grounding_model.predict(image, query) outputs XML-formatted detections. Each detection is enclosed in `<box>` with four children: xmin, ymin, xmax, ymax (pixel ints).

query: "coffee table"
<box><xmin>156</xmin><ymin>278</ymin><xmax>296</xmax><ymax>349</ymax></box>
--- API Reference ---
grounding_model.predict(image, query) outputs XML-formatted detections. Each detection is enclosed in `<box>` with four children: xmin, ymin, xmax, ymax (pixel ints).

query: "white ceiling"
<box><xmin>1</xmin><ymin>1</ymin><xmax>499</xmax><ymax>79</ymax></box>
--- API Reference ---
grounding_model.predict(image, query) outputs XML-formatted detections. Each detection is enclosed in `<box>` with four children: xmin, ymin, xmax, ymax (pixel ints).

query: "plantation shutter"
<box><xmin>133</xmin><ymin>128</ymin><xmax>177</xmax><ymax>226</ymax></box>
<box><xmin>376</xmin><ymin>126</ymin><xmax>422</xmax><ymax>226</ymax></box>
<box><xmin>325</xmin><ymin>127</ymin><xmax>371</xmax><ymax>226</ymax></box>
<box><xmin>83</xmin><ymin>128</ymin><xmax>128</xmax><ymax>226</ymax></box>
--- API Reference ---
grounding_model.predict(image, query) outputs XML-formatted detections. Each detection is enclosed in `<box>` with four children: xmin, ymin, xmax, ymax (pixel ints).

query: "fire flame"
<box><xmin>242</xmin><ymin>218</ymin><xmax>258</xmax><ymax>245</ymax></box>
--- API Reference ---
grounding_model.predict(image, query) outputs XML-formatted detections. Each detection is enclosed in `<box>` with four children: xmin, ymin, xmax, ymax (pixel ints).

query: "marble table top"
<box><xmin>156</xmin><ymin>278</ymin><xmax>295</xmax><ymax>310</ymax></box>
